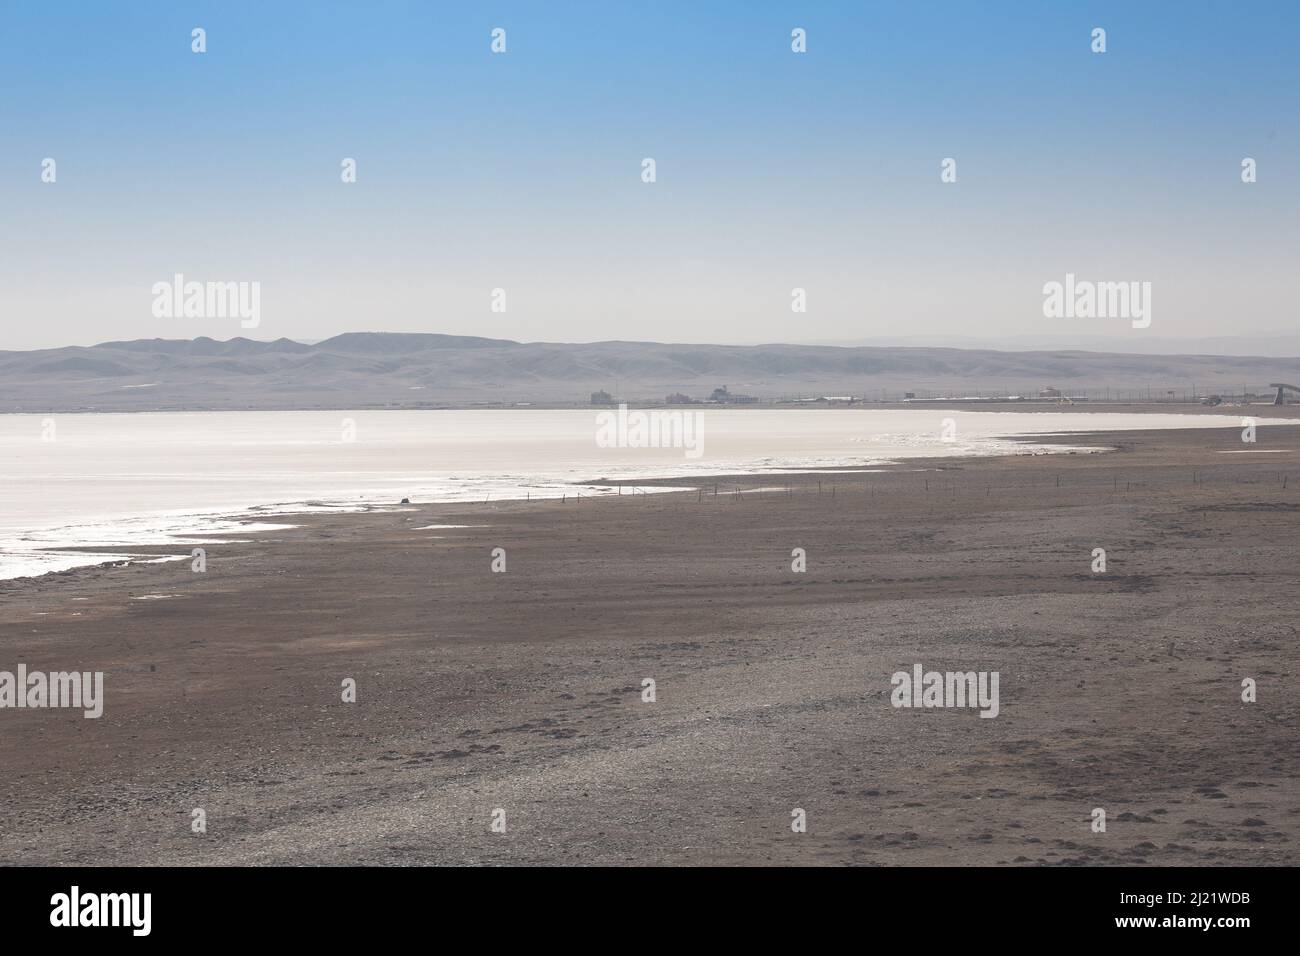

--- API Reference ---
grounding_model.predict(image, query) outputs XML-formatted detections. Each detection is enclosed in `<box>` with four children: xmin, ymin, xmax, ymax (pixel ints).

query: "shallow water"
<box><xmin>0</xmin><ymin>408</ymin><xmax>1288</xmax><ymax>579</ymax></box>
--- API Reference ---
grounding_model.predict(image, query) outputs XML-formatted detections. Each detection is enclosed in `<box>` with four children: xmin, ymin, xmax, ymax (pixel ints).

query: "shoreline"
<box><xmin>3</xmin><ymin>423</ymin><xmax>1298</xmax><ymax>865</ymax></box>
<box><xmin>7</xmin><ymin>410</ymin><xmax>1300</xmax><ymax>585</ymax></box>
<box><xmin>7</xmin><ymin>403</ymin><xmax>1300</xmax><ymax>416</ymax></box>
<box><xmin>5</xmin><ymin>401</ymin><xmax>1300</xmax><ymax>416</ymax></box>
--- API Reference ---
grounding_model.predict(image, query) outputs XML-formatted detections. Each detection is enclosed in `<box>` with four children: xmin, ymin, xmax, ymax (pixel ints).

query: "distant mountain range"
<box><xmin>2</xmin><ymin>332</ymin><xmax>1298</xmax><ymax>411</ymax></box>
<box><xmin>802</xmin><ymin>333</ymin><xmax>1300</xmax><ymax>357</ymax></box>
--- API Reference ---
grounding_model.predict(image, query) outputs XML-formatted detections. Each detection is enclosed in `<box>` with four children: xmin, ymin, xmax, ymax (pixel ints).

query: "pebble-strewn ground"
<box><xmin>2</xmin><ymin>425</ymin><xmax>1297</xmax><ymax>865</ymax></box>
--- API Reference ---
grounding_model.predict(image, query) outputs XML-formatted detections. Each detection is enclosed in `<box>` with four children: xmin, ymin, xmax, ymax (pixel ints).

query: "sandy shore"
<box><xmin>1</xmin><ymin>423</ymin><xmax>1298</xmax><ymax>865</ymax></box>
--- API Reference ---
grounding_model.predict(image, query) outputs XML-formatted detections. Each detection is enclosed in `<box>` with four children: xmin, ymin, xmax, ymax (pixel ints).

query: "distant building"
<box><xmin>665</xmin><ymin>392</ymin><xmax>694</xmax><ymax>404</ymax></box>
<box><xmin>709</xmin><ymin>385</ymin><xmax>757</xmax><ymax>403</ymax></box>
<box><xmin>590</xmin><ymin>390</ymin><xmax>614</xmax><ymax>405</ymax></box>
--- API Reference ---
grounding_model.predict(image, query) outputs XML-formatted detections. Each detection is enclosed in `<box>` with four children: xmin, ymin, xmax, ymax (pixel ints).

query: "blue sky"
<box><xmin>1</xmin><ymin>1</ymin><xmax>1296</xmax><ymax>349</ymax></box>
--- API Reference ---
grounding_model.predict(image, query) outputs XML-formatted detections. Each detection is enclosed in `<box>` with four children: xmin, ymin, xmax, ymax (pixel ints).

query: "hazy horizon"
<box><xmin>10</xmin><ymin>328</ymin><xmax>1300</xmax><ymax>360</ymax></box>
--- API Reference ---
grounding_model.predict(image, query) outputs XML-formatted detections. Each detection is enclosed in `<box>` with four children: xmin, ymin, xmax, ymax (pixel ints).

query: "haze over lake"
<box><xmin>0</xmin><ymin>408</ymin><xmax>1290</xmax><ymax>579</ymax></box>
